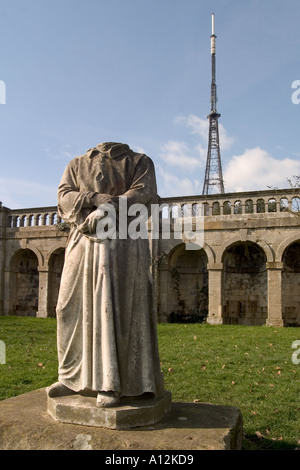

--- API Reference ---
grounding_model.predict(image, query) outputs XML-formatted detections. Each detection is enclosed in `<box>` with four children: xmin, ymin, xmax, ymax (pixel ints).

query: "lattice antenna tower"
<box><xmin>202</xmin><ymin>13</ymin><xmax>225</xmax><ymax>195</ymax></box>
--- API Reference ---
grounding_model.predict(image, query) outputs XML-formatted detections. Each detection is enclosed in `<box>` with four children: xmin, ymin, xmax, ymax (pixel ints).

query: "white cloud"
<box><xmin>156</xmin><ymin>113</ymin><xmax>234</xmax><ymax>196</ymax></box>
<box><xmin>195</xmin><ymin>143</ymin><xmax>207</xmax><ymax>164</ymax></box>
<box><xmin>176</xmin><ymin>115</ymin><xmax>208</xmax><ymax>140</ymax></box>
<box><xmin>159</xmin><ymin>141</ymin><xmax>202</xmax><ymax>169</ymax></box>
<box><xmin>156</xmin><ymin>166</ymin><xmax>199</xmax><ymax>197</ymax></box>
<box><xmin>224</xmin><ymin>147</ymin><xmax>300</xmax><ymax>192</ymax></box>
<box><xmin>176</xmin><ymin>114</ymin><xmax>234</xmax><ymax>151</ymax></box>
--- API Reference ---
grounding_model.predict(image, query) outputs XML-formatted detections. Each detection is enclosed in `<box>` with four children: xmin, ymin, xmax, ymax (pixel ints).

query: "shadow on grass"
<box><xmin>243</xmin><ymin>434</ymin><xmax>298</xmax><ymax>450</ymax></box>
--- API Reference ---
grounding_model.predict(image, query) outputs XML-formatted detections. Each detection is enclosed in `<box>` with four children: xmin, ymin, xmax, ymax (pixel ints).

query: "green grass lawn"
<box><xmin>0</xmin><ymin>316</ymin><xmax>299</xmax><ymax>450</ymax></box>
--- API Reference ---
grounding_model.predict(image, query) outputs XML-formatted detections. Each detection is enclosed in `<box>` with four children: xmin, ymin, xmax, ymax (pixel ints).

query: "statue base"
<box><xmin>0</xmin><ymin>389</ymin><xmax>243</xmax><ymax>449</ymax></box>
<box><xmin>47</xmin><ymin>390</ymin><xmax>172</xmax><ymax>430</ymax></box>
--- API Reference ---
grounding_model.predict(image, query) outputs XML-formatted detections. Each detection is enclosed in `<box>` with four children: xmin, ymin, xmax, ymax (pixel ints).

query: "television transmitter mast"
<box><xmin>202</xmin><ymin>13</ymin><xmax>225</xmax><ymax>195</ymax></box>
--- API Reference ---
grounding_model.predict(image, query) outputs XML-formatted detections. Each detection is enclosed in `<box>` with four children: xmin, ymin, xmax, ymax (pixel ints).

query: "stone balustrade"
<box><xmin>158</xmin><ymin>188</ymin><xmax>300</xmax><ymax>218</ymax></box>
<box><xmin>7</xmin><ymin>206</ymin><xmax>61</xmax><ymax>228</ymax></box>
<box><xmin>5</xmin><ymin>188</ymin><xmax>300</xmax><ymax>229</ymax></box>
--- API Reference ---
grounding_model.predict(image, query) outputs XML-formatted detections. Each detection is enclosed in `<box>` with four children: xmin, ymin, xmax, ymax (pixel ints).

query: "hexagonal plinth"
<box><xmin>47</xmin><ymin>391</ymin><xmax>172</xmax><ymax>430</ymax></box>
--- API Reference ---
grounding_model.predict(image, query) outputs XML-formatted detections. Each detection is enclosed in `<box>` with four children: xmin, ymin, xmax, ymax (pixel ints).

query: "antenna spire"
<box><xmin>202</xmin><ymin>13</ymin><xmax>225</xmax><ymax>195</ymax></box>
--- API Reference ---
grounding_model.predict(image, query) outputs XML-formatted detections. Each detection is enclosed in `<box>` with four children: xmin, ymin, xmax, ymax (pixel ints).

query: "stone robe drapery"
<box><xmin>56</xmin><ymin>143</ymin><xmax>164</xmax><ymax>397</ymax></box>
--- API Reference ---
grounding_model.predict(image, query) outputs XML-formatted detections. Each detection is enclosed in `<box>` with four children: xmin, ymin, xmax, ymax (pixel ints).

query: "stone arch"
<box><xmin>268</xmin><ymin>198</ymin><xmax>277</xmax><ymax>212</ymax></box>
<box><xmin>9</xmin><ymin>248</ymin><xmax>39</xmax><ymax>316</ymax></box>
<box><xmin>166</xmin><ymin>241</ymin><xmax>214</xmax><ymax>266</ymax></box>
<box><xmin>202</xmin><ymin>242</ymin><xmax>215</xmax><ymax>265</ymax></box>
<box><xmin>203</xmin><ymin>202</ymin><xmax>209</xmax><ymax>216</ymax></box>
<box><xmin>166</xmin><ymin>243</ymin><xmax>208</xmax><ymax>323</ymax></box>
<box><xmin>212</xmin><ymin>201</ymin><xmax>220</xmax><ymax>215</ymax></box>
<box><xmin>280</xmin><ymin>197</ymin><xmax>289</xmax><ymax>212</ymax></box>
<box><xmin>216</xmin><ymin>235</ymin><xmax>274</xmax><ymax>264</ymax></box>
<box><xmin>19</xmin><ymin>243</ymin><xmax>44</xmax><ymax>268</ymax></box>
<box><xmin>245</xmin><ymin>199</ymin><xmax>254</xmax><ymax>214</ymax></box>
<box><xmin>277</xmin><ymin>233</ymin><xmax>300</xmax><ymax>262</ymax></box>
<box><xmin>45</xmin><ymin>244</ymin><xmax>66</xmax><ymax>267</ymax></box>
<box><xmin>222</xmin><ymin>241</ymin><xmax>268</xmax><ymax>325</ymax></box>
<box><xmin>233</xmin><ymin>200</ymin><xmax>242</xmax><ymax>214</ymax></box>
<box><xmin>223</xmin><ymin>201</ymin><xmax>231</xmax><ymax>215</ymax></box>
<box><xmin>47</xmin><ymin>247</ymin><xmax>65</xmax><ymax>317</ymax></box>
<box><xmin>292</xmin><ymin>197</ymin><xmax>300</xmax><ymax>212</ymax></box>
<box><xmin>281</xmin><ymin>240</ymin><xmax>300</xmax><ymax>326</ymax></box>
<box><xmin>256</xmin><ymin>198</ymin><xmax>265</xmax><ymax>213</ymax></box>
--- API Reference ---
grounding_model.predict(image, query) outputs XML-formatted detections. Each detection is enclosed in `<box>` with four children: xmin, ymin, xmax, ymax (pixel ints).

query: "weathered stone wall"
<box><xmin>155</xmin><ymin>188</ymin><xmax>300</xmax><ymax>326</ymax></box>
<box><xmin>166</xmin><ymin>246</ymin><xmax>208</xmax><ymax>323</ymax></box>
<box><xmin>9</xmin><ymin>249</ymin><xmax>39</xmax><ymax>316</ymax></box>
<box><xmin>282</xmin><ymin>242</ymin><xmax>300</xmax><ymax>326</ymax></box>
<box><xmin>0</xmin><ymin>205</ymin><xmax>68</xmax><ymax>318</ymax></box>
<box><xmin>47</xmin><ymin>248</ymin><xmax>65</xmax><ymax>318</ymax></box>
<box><xmin>223</xmin><ymin>242</ymin><xmax>267</xmax><ymax>325</ymax></box>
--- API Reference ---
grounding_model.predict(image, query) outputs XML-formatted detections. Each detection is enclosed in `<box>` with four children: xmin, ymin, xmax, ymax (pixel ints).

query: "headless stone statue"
<box><xmin>47</xmin><ymin>142</ymin><xmax>164</xmax><ymax>407</ymax></box>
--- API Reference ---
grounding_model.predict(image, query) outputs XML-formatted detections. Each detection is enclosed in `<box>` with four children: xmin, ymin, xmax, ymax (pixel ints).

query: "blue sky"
<box><xmin>1</xmin><ymin>0</ymin><xmax>300</xmax><ymax>208</ymax></box>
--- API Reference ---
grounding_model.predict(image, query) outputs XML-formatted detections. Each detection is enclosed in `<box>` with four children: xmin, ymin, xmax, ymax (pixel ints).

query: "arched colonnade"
<box><xmin>157</xmin><ymin>233</ymin><xmax>300</xmax><ymax>326</ymax></box>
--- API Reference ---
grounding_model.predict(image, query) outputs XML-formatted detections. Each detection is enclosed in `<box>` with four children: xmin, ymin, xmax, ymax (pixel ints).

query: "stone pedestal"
<box><xmin>0</xmin><ymin>388</ymin><xmax>243</xmax><ymax>450</ymax></box>
<box><xmin>47</xmin><ymin>391</ymin><xmax>172</xmax><ymax>430</ymax></box>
